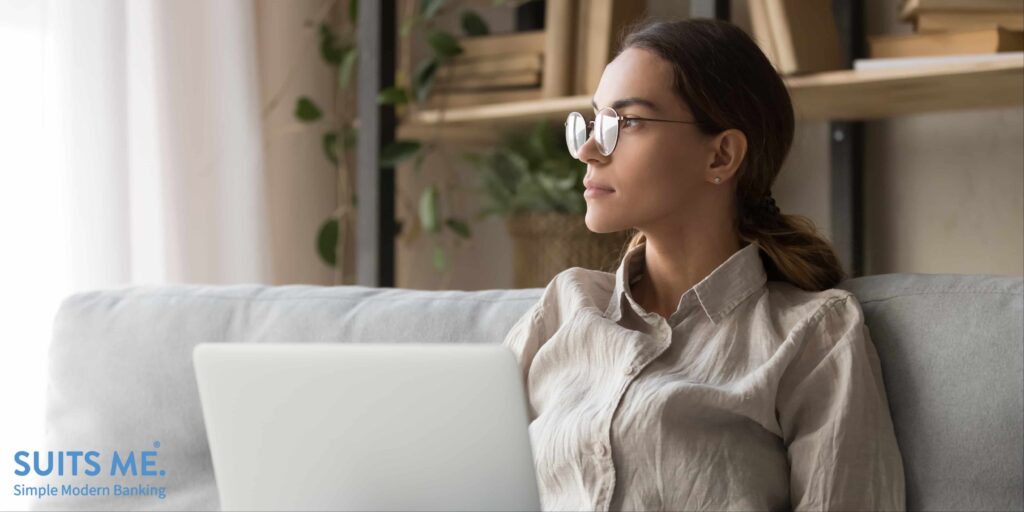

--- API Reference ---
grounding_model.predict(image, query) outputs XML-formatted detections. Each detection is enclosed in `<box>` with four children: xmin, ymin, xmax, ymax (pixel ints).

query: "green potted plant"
<box><xmin>464</xmin><ymin>120</ymin><xmax>631</xmax><ymax>288</ymax></box>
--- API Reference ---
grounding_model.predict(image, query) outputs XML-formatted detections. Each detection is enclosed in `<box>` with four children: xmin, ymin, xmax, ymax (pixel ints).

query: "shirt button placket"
<box><xmin>592</xmin><ymin>438</ymin><xmax>612</xmax><ymax>509</ymax></box>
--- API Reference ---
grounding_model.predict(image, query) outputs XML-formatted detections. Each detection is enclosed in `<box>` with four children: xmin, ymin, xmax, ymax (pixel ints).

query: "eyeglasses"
<box><xmin>564</xmin><ymin>107</ymin><xmax>700</xmax><ymax>158</ymax></box>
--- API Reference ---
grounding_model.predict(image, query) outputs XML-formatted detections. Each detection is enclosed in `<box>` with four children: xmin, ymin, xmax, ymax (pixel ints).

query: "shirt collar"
<box><xmin>604</xmin><ymin>240</ymin><xmax>767</xmax><ymax>327</ymax></box>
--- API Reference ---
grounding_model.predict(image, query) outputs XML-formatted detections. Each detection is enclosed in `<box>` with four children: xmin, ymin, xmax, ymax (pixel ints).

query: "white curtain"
<box><xmin>0</xmin><ymin>1</ymin><xmax>269</xmax><ymax>508</ymax></box>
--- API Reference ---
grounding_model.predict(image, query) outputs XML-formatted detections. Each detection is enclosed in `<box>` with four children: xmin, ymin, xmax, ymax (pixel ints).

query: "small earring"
<box><xmin>713</xmin><ymin>176</ymin><xmax>721</xmax><ymax>184</ymax></box>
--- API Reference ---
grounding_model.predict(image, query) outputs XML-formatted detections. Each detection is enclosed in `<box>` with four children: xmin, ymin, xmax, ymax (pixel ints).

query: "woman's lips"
<box><xmin>584</xmin><ymin>187</ymin><xmax>615</xmax><ymax>199</ymax></box>
<box><xmin>582</xmin><ymin>177</ymin><xmax>615</xmax><ymax>199</ymax></box>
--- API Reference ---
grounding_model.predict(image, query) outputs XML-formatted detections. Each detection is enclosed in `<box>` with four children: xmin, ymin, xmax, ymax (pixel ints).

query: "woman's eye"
<box><xmin>623</xmin><ymin>118</ymin><xmax>641</xmax><ymax>128</ymax></box>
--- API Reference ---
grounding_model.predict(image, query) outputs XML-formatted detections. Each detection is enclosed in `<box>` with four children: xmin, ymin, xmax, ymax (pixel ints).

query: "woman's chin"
<box><xmin>584</xmin><ymin>211</ymin><xmax>624</xmax><ymax>234</ymax></box>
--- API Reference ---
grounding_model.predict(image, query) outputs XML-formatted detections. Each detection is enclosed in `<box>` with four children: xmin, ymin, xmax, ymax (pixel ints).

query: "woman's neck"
<box><xmin>630</xmin><ymin>234</ymin><xmax>744</xmax><ymax>321</ymax></box>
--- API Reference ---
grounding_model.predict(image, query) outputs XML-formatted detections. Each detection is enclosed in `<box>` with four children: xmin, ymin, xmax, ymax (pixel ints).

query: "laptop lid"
<box><xmin>193</xmin><ymin>342</ymin><xmax>541</xmax><ymax>512</ymax></box>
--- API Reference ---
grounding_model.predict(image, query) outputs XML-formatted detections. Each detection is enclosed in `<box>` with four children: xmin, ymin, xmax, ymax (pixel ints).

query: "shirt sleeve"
<box><xmin>501</xmin><ymin>277</ymin><xmax>560</xmax><ymax>422</ymax></box>
<box><xmin>776</xmin><ymin>295</ymin><xmax>907</xmax><ymax>511</ymax></box>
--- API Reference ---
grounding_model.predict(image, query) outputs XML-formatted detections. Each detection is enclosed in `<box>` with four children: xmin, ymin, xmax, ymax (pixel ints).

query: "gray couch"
<box><xmin>34</xmin><ymin>273</ymin><xmax>1023</xmax><ymax>511</ymax></box>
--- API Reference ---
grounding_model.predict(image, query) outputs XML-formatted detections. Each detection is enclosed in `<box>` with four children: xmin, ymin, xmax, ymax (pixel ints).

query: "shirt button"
<box><xmin>594</xmin><ymin>441</ymin><xmax>609</xmax><ymax>458</ymax></box>
<box><xmin>624</xmin><ymin>364</ymin><xmax>639</xmax><ymax>376</ymax></box>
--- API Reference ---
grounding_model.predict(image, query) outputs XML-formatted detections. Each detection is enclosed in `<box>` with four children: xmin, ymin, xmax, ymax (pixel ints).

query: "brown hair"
<box><xmin>617</xmin><ymin>18</ymin><xmax>846</xmax><ymax>291</ymax></box>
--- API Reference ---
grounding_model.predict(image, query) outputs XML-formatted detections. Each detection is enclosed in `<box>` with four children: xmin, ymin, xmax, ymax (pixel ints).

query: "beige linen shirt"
<box><xmin>502</xmin><ymin>240</ymin><xmax>906</xmax><ymax>511</ymax></box>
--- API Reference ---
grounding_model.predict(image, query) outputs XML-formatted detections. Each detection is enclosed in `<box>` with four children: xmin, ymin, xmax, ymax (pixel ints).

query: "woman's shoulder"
<box><xmin>766</xmin><ymin>280</ymin><xmax>858</xmax><ymax>310</ymax></box>
<box><xmin>763</xmin><ymin>280</ymin><xmax>868</xmax><ymax>343</ymax></box>
<box><xmin>530</xmin><ymin>266</ymin><xmax>616</xmax><ymax>323</ymax></box>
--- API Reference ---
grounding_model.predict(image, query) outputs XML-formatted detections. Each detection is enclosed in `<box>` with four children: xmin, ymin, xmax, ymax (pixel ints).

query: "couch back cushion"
<box><xmin>37</xmin><ymin>284</ymin><xmax>541</xmax><ymax>511</ymax></box>
<box><xmin>837</xmin><ymin>273</ymin><xmax>1022</xmax><ymax>511</ymax></box>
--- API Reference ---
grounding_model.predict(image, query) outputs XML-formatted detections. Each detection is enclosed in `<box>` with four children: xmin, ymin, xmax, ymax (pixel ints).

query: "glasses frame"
<box><xmin>565</xmin><ymin>106</ymin><xmax>700</xmax><ymax>157</ymax></box>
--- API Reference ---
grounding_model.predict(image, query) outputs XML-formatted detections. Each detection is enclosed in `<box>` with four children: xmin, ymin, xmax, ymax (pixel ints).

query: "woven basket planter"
<box><xmin>506</xmin><ymin>212</ymin><xmax>632</xmax><ymax>289</ymax></box>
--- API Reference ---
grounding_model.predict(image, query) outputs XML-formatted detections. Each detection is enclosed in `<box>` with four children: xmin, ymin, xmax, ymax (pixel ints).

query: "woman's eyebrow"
<box><xmin>591</xmin><ymin>97</ymin><xmax>660</xmax><ymax>113</ymax></box>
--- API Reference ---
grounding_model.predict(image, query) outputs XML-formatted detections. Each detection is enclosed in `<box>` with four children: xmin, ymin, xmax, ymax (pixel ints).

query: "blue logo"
<box><xmin>12</xmin><ymin>441</ymin><xmax>168</xmax><ymax>501</ymax></box>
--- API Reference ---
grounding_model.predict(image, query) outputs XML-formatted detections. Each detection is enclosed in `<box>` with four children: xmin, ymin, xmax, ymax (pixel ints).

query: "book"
<box><xmin>425</xmin><ymin>88</ymin><xmax>543</xmax><ymax>110</ymax></box>
<box><xmin>869</xmin><ymin>26</ymin><xmax>1024</xmax><ymax>58</ymax></box>
<box><xmin>748</xmin><ymin>0</ymin><xmax>843</xmax><ymax>75</ymax></box>
<box><xmin>435</xmin><ymin>70</ymin><xmax>541</xmax><ymax>91</ymax></box>
<box><xmin>447</xmin><ymin>53</ymin><xmax>543</xmax><ymax>78</ymax></box>
<box><xmin>542</xmin><ymin>0</ymin><xmax>575</xmax><ymax>98</ymax></box>
<box><xmin>456</xmin><ymin>31</ymin><xmax>546</xmax><ymax>60</ymax></box>
<box><xmin>915</xmin><ymin>9</ymin><xmax>1024</xmax><ymax>32</ymax></box>
<box><xmin>748</xmin><ymin>0</ymin><xmax>781</xmax><ymax>69</ymax></box>
<box><xmin>852</xmin><ymin>50</ymin><xmax>1023</xmax><ymax>70</ymax></box>
<box><xmin>573</xmin><ymin>0</ymin><xmax>646</xmax><ymax>94</ymax></box>
<box><xmin>899</xmin><ymin>0</ymin><xmax>1024</xmax><ymax>21</ymax></box>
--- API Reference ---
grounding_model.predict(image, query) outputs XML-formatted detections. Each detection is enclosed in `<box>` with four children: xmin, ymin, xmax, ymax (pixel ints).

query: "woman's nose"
<box><xmin>576</xmin><ymin>128</ymin><xmax>607</xmax><ymax>164</ymax></box>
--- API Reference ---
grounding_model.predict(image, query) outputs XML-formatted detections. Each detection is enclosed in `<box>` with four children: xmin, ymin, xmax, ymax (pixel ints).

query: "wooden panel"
<box><xmin>396</xmin><ymin>122</ymin><xmax>501</xmax><ymax>145</ymax></box>
<box><xmin>788</xmin><ymin>56</ymin><xmax>1024</xmax><ymax>120</ymax></box>
<box><xmin>413</xmin><ymin>95</ymin><xmax>589</xmax><ymax>124</ymax></box>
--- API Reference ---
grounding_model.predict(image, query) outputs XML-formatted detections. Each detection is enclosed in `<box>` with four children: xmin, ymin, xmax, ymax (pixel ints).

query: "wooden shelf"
<box><xmin>399</xmin><ymin>56</ymin><xmax>1023</xmax><ymax>135</ymax></box>
<box><xmin>789</xmin><ymin>55</ymin><xmax>1024</xmax><ymax>120</ymax></box>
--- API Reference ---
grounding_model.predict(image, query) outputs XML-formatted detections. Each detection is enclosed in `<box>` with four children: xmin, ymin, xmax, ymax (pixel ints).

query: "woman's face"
<box><xmin>579</xmin><ymin>47</ymin><xmax>716</xmax><ymax>234</ymax></box>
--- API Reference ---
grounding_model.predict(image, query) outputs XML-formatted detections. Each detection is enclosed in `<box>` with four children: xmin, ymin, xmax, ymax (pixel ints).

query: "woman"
<box><xmin>502</xmin><ymin>18</ymin><xmax>906</xmax><ymax>512</ymax></box>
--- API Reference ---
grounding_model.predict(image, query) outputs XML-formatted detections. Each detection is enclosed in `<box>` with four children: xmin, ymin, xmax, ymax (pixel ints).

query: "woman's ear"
<box><xmin>706</xmin><ymin>128</ymin><xmax>747</xmax><ymax>184</ymax></box>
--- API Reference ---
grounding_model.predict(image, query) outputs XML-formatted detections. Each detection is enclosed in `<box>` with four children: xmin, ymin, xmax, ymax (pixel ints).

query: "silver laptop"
<box><xmin>193</xmin><ymin>342</ymin><xmax>541</xmax><ymax>511</ymax></box>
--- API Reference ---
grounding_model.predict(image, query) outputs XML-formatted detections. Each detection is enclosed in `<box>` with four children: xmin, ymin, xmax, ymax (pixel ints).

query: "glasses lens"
<box><xmin>595</xmin><ymin>108</ymin><xmax>618</xmax><ymax>156</ymax></box>
<box><xmin>565</xmin><ymin>112</ymin><xmax>586</xmax><ymax>158</ymax></box>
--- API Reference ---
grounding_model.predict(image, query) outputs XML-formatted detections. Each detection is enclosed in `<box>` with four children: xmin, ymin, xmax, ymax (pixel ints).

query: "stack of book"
<box><xmin>427</xmin><ymin>30</ymin><xmax>545</xmax><ymax>109</ymax></box>
<box><xmin>868</xmin><ymin>0</ymin><xmax>1023</xmax><ymax>58</ymax></box>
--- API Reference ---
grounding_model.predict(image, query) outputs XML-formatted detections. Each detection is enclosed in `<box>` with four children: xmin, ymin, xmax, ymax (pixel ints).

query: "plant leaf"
<box><xmin>294</xmin><ymin>96</ymin><xmax>322</xmax><ymax>122</ymax></box>
<box><xmin>318</xmin><ymin>24</ymin><xmax>343</xmax><ymax>65</ymax></box>
<box><xmin>349</xmin><ymin>0</ymin><xmax>358</xmax><ymax>22</ymax></box>
<box><xmin>413</xmin><ymin>58</ymin><xmax>439</xmax><ymax>103</ymax></box>
<box><xmin>460</xmin><ymin>10</ymin><xmax>489</xmax><ymax>36</ymax></box>
<box><xmin>322</xmin><ymin>131</ymin><xmax>339</xmax><ymax>166</ymax></box>
<box><xmin>421</xmin><ymin>0</ymin><xmax>448</xmax><ymax>20</ymax></box>
<box><xmin>381</xmin><ymin>140</ymin><xmax>421</xmax><ymax>167</ymax></box>
<box><xmin>465</xmin><ymin>119</ymin><xmax>591</xmax><ymax>218</ymax></box>
<box><xmin>338</xmin><ymin>47</ymin><xmax>358</xmax><ymax>90</ymax></box>
<box><xmin>444</xmin><ymin>217</ymin><xmax>471</xmax><ymax>238</ymax></box>
<box><xmin>432</xmin><ymin>244</ymin><xmax>447</xmax><ymax>271</ymax></box>
<box><xmin>427</xmin><ymin>30</ymin><xmax>463</xmax><ymax>59</ymax></box>
<box><xmin>316</xmin><ymin>218</ymin><xmax>339</xmax><ymax>267</ymax></box>
<box><xmin>377</xmin><ymin>86</ymin><xmax>409</xmax><ymax>106</ymax></box>
<box><xmin>419</xmin><ymin>185</ymin><xmax>440</xmax><ymax>233</ymax></box>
